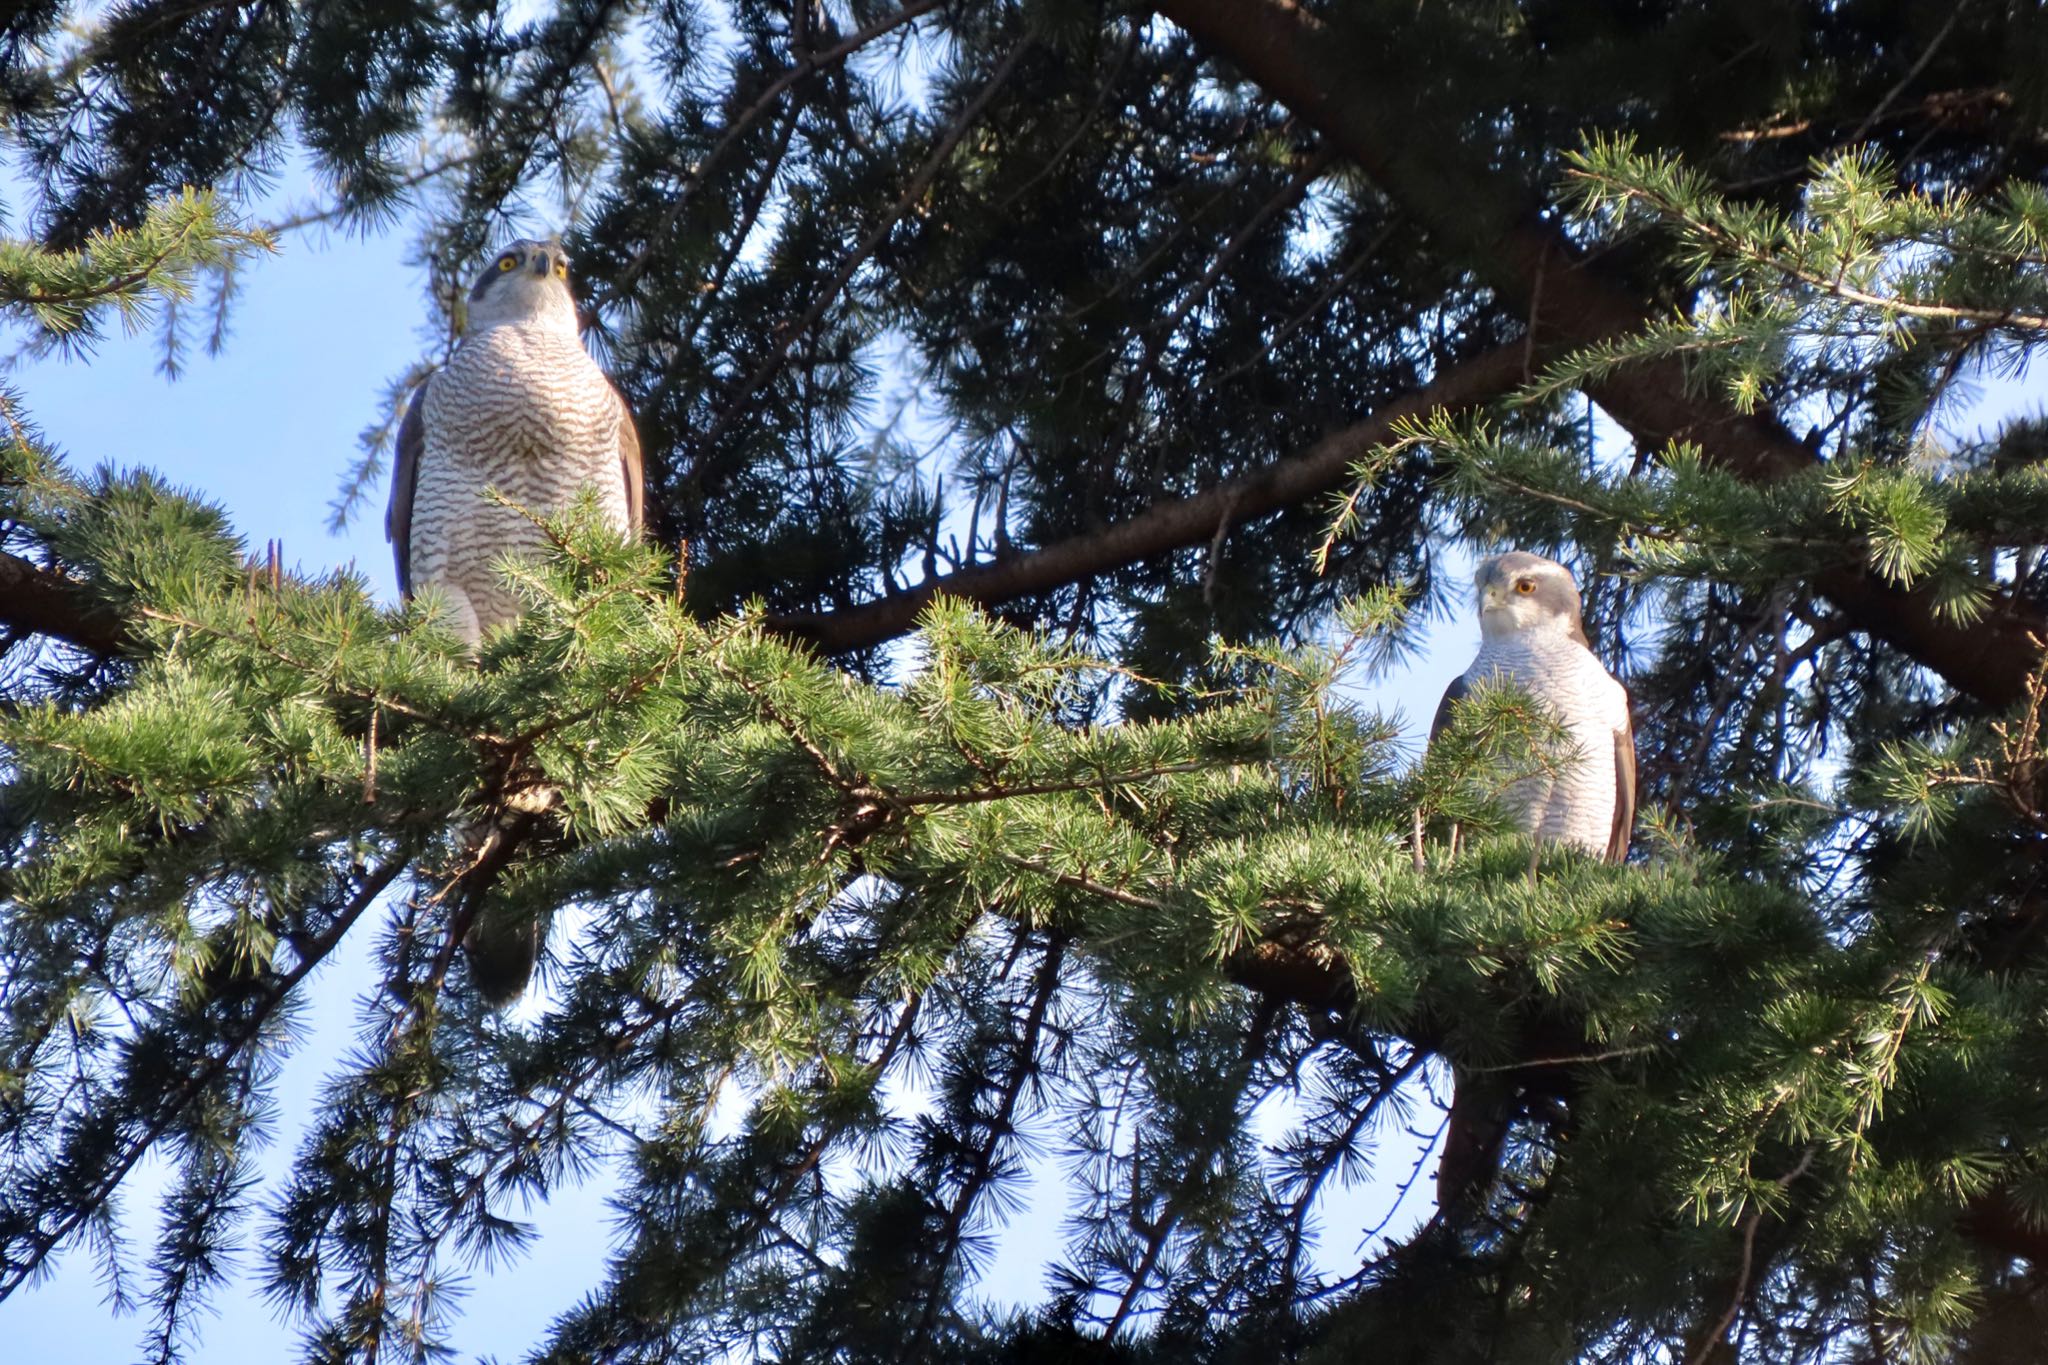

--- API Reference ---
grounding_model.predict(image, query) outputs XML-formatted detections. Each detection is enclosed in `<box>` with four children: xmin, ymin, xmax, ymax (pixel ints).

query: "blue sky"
<box><xmin>5</xmin><ymin>210</ymin><xmax>1470</xmax><ymax>1359</ymax></box>
<box><xmin>13</xmin><ymin>224</ymin><xmax>411</xmax><ymax>598</ymax></box>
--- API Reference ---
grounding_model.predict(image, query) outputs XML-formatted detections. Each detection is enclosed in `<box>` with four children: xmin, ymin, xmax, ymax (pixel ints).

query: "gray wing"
<box><xmin>1429</xmin><ymin>672</ymin><xmax>1471</xmax><ymax>743</ymax></box>
<box><xmin>386</xmin><ymin>381</ymin><xmax>429</xmax><ymax>598</ymax></box>
<box><xmin>615</xmin><ymin>385</ymin><xmax>644</xmax><ymax>534</ymax></box>
<box><xmin>1607</xmin><ymin>696</ymin><xmax>1636</xmax><ymax>864</ymax></box>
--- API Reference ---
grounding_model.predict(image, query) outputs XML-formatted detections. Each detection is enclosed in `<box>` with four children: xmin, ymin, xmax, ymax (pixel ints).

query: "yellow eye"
<box><xmin>1515</xmin><ymin>579</ymin><xmax>1535</xmax><ymax>595</ymax></box>
<box><xmin>554</xmin><ymin>261</ymin><xmax>568</xmax><ymax>280</ymax></box>
<box><xmin>497</xmin><ymin>255</ymin><xmax>517</xmax><ymax>272</ymax></box>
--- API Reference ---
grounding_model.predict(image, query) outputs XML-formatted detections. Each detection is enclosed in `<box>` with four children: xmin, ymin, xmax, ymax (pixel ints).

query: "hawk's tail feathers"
<box><xmin>450</xmin><ymin>802</ymin><xmax>549</xmax><ymax>1008</ymax></box>
<box><xmin>462</xmin><ymin>892</ymin><xmax>542</xmax><ymax>1008</ymax></box>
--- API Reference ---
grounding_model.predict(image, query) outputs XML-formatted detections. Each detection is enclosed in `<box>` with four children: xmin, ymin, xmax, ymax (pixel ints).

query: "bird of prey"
<box><xmin>385</xmin><ymin>238</ymin><xmax>644</xmax><ymax>1003</ymax></box>
<box><xmin>1430</xmin><ymin>551</ymin><xmax>1634</xmax><ymax>862</ymax></box>
<box><xmin>1429</xmin><ymin>551</ymin><xmax>1634</xmax><ymax>1214</ymax></box>
<box><xmin>387</xmin><ymin>237</ymin><xmax>643</xmax><ymax>648</ymax></box>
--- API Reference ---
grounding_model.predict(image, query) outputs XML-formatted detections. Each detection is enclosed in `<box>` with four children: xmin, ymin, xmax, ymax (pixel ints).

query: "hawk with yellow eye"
<box><xmin>384</xmin><ymin>238</ymin><xmax>645</xmax><ymax>1004</ymax></box>
<box><xmin>387</xmin><ymin>237</ymin><xmax>644</xmax><ymax>648</ymax></box>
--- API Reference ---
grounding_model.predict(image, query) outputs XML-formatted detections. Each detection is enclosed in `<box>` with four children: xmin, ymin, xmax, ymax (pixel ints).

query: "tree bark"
<box><xmin>0</xmin><ymin>549</ymin><xmax>126</xmax><ymax>656</ymax></box>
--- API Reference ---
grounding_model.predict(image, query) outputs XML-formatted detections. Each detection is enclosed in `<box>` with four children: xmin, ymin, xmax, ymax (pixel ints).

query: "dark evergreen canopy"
<box><xmin>2</xmin><ymin>2</ymin><xmax>2046</xmax><ymax>1361</ymax></box>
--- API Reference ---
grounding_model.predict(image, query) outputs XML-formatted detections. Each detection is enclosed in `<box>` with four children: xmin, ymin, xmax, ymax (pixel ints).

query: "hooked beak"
<box><xmin>531</xmin><ymin>250</ymin><xmax>551</xmax><ymax>277</ymax></box>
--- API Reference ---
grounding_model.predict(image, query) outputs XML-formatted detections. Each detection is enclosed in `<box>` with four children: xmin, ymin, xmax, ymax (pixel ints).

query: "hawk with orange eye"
<box><xmin>1429</xmin><ymin>550</ymin><xmax>1634</xmax><ymax>861</ymax></box>
<box><xmin>1427</xmin><ymin>549</ymin><xmax>1634</xmax><ymax>1214</ymax></box>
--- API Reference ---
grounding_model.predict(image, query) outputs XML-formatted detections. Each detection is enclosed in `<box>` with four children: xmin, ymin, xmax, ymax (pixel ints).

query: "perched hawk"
<box><xmin>1431</xmin><ymin>551</ymin><xmax>1634</xmax><ymax>862</ymax></box>
<box><xmin>386</xmin><ymin>239</ymin><xmax>644</xmax><ymax>1003</ymax></box>
<box><xmin>1430</xmin><ymin>551</ymin><xmax>1635</xmax><ymax>1213</ymax></box>
<box><xmin>387</xmin><ymin>237</ymin><xmax>643</xmax><ymax>647</ymax></box>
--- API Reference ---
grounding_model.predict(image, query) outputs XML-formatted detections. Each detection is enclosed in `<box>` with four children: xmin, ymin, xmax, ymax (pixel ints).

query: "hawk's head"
<box><xmin>1474</xmin><ymin>551</ymin><xmax>1589</xmax><ymax>646</ymax></box>
<box><xmin>466</xmin><ymin>238</ymin><xmax>579</xmax><ymax>331</ymax></box>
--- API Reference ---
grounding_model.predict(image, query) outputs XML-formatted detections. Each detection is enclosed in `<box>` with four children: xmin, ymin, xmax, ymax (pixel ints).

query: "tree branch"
<box><xmin>0</xmin><ymin>346</ymin><xmax>1521</xmax><ymax>692</ymax></box>
<box><xmin>610</xmin><ymin>0</ymin><xmax>948</xmax><ymax>298</ymax></box>
<box><xmin>0</xmin><ymin>853</ymin><xmax>413</xmax><ymax>1298</ymax></box>
<box><xmin>1684</xmin><ymin>1146</ymin><xmax>1819</xmax><ymax>1365</ymax></box>
<box><xmin>771</xmin><ymin>344</ymin><xmax>1528</xmax><ymax>652</ymax></box>
<box><xmin>0</xmin><ymin>550</ymin><xmax>128</xmax><ymax>656</ymax></box>
<box><xmin>1150</xmin><ymin>0</ymin><xmax>2047</xmax><ymax>709</ymax></box>
<box><xmin>695</xmin><ymin>37</ymin><xmax>1033</xmax><ymax>454</ymax></box>
<box><xmin>11</xmin><ymin>7</ymin><xmax>2040</xmax><ymax>716</ymax></box>
<box><xmin>914</xmin><ymin>932</ymin><xmax>1067</xmax><ymax>1337</ymax></box>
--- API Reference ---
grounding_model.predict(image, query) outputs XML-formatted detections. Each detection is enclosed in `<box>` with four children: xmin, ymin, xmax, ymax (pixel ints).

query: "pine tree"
<box><xmin>4</xmin><ymin>2</ymin><xmax>2048</xmax><ymax>1361</ymax></box>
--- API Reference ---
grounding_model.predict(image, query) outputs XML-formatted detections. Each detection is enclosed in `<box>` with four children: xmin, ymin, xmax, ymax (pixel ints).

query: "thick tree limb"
<box><xmin>1960</xmin><ymin>1186</ymin><xmax>2048</xmax><ymax>1265</ymax></box>
<box><xmin>1138</xmin><ymin>0</ymin><xmax>2048</xmax><ymax>1270</ymax></box>
<box><xmin>1120</xmin><ymin>1</ymin><xmax>2048</xmax><ymax>1259</ymax></box>
<box><xmin>0</xmin><ymin>550</ymin><xmax>126</xmax><ymax>656</ymax></box>
<box><xmin>5</xmin><ymin>11</ymin><xmax>2035</xmax><ymax>712</ymax></box>
<box><xmin>1151</xmin><ymin>0</ymin><xmax>2046</xmax><ymax>709</ymax></box>
<box><xmin>772</xmin><ymin>344</ymin><xmax>1528</xmax><ymax>652</ymax></box>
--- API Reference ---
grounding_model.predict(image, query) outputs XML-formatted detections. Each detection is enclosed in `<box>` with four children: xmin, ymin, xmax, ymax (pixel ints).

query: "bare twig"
<box><xmin>1684</xmin><ymin>1146</ymin><xmax>1819</xmax><ymax>1365</ymax></box>
<box><xmin>613</xmin><ymin>0</ymin><xmax>948</xmax><ymax>296</ymax></box>
<box><xmin>1849</xmin><ymin>11</ymin><xmax>1962</xmax><ymax>144</ymax></box>
<box><xmin>997</xmin><ymin>852</ymin><xmax>1167</xmax><ymax>912</ymax></box>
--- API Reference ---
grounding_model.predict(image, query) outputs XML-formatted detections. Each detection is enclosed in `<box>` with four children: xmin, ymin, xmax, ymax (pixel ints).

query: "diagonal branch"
<box><xmin>1101</xmin><ymin>999</ymin><xmax>1279</xmax><ymax>1339</ymax></box>
<box><xmin>0</xmin><ymin>853</ymin><xmax>413</xmax><ymax>1299</ymax></box>
<box><xmin>9</xmin><ymin>7</ymin><xmax>2039</xmax><ymax>717</ymax></box>
<box><xmin>3</xmin><ymin>342</ymin><xmax>1523</xmax><ymax>664</ymax></box>
<box><xmin>771</xmin><ymin>344</ymin><xmax>1529</xmax><ymax>652</ymax></box>
<box><xmin>914</xmin><ymin>932</ymin><xmax>1068</xmax><ymax>1337</ymax></box>
<box><xmin>0</xmin><ymin>550</ymin><xmax>128</xmax><ymax>656</ymax></box>
<box><xmin>1280</xmin><ymin>1048</ymin><xmax>1426</xmax><ymax>1292</ymax></box>
<box><xmin>1684</xmin><ymin>1146</ymin><xmax>1819</xmax><ymax>1365</ymax></box>
<box><xmin>610</xmin><ymin>0</ymin><xmax>948</xmax><ymax>298</ymax></box>
<box><xmin>694</xmin><ymin>37</ymin><xmax>1034</xmax><ymax>455</ymax></box>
